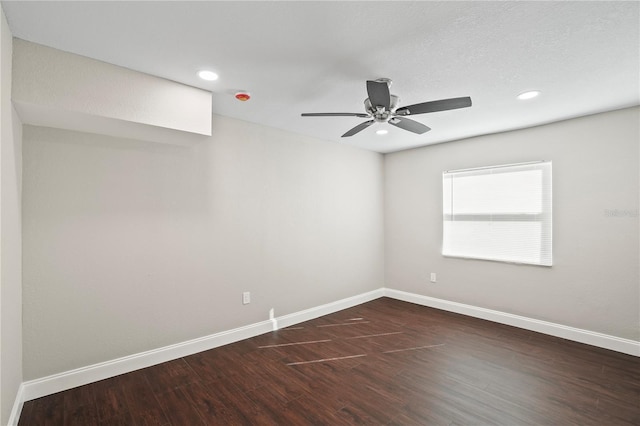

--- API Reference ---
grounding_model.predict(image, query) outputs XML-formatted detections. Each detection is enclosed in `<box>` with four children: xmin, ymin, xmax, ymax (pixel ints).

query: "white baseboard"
<box><xmin>276</xmin><ymin>288</ymin><xmax>385</xmax><ymax>329</ymax></box>
<box><xmin>18</xmin><ymin>288</ymin><xmax>385</xmax><ymax>405</ymax></box>
<box><xmin>7</xmin><ymin>384</ymin><xmax>25</xmax><ymax>426</ymax></box>
<box><xmin>384</xmin><ymin>288</ymin><xmax>640</xmax><ymax>357</ymax></box>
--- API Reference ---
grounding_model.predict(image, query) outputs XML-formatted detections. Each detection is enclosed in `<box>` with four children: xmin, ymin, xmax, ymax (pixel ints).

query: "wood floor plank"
<box><xmin>158</xmin><ymin>387</ymin><xmax>206</xmax><ymax>426</ymax></box>
<box><xmin>126</xmin><ymin>409</ymin><xmax>169</xmax><ymax>426</ymax></box>
<box><xmin>178</xmin><ymin>381</ymin><xmax>243</xmax><ymax>424</ymax></box>
<box><xmin>116</xmin><ymin>369</ymin><xmax>170</xmax><ymax>426</ymax></box>
<box><xmin>63</xmin><ymin>403</ymin><xmax>98</xmax><ymax>426</ymax></box>
<box><xmin>17</xmin><ymin>398</ymin><xmax>34</xmax><ymax>426</ymax></box>
<box><xmin>25</xmin><ymin>392</ymin><xmax>65</xmax><ymax>426</ymax></box>
<box><xmin>200</xmin><ymin>378</ymin><xmax>273</xmax><ymax>425</ymax></box>
<box><xmin>96</xmin><ymin>411</ymin><xmax>135</xmax><ymax>426</ymax></box>
<box><xmin>336</xmin><ymin>402</ymin><xmax>393</xmax><ymax>425</ymax></box>
<box><xmin>62</xmin><ymin>383</ymin><xmax>95</xmax><ymax>411</ymax></box>
<box><xmin>90</xmin><ymin>379</ymin><xmax>128</xmax><ymax>424</ymax></box>
<box><xmin>142</xmin><ymin>358</ymin><xmax>200</xmax><ymax>395</ymax></box>
<box><xmin>281</xmin><ymin>395</ymin><xmax>345</xmax><ymax>425</ymax></box>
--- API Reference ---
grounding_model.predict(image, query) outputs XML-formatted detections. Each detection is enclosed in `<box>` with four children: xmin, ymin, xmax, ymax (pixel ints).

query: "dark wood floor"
<box><xmin>18</xmin><ymin>297</ymin><xmax>640</xmax><ymax>425</ymax></box>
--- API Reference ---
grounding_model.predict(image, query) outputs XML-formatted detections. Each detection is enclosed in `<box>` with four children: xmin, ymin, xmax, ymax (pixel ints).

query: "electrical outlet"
<box><xmin>243</xmin><ymin>291</ymin><xmax>251</xmax><ymax>305</ymax></box>
<box><xmin>430</xmin><ymin>273</ymin><xmax>437</xmax><ymax>283</ymax></box>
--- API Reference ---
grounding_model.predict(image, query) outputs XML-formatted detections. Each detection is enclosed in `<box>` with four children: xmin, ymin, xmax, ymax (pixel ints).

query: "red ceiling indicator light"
<box><xmin>235</xmin><ymin>92</ymin><xmax>251</xmax><ymax>101</ymax></box>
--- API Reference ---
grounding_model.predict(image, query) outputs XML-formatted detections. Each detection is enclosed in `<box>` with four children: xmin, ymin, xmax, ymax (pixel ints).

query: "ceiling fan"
<box><xmin>301</xmin><ymin>78</ymin><xmax>472</xmax><ymax>137</ymax></box>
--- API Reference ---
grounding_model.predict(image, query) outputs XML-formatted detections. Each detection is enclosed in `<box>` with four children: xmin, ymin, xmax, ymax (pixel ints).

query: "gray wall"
<box><xmin>0</xmin><ymin>8</ymin><xmax>23</xmax><ymax>425</ymax></box>
<box><xmin>22</xmin><ymin>116</ymin><xmax>384</xmax><ymax>380</ymax></box>
<box><xmin>385</xmin><ymin>107</ymin><xmax>639</xmax><ymax>340</ymax></box>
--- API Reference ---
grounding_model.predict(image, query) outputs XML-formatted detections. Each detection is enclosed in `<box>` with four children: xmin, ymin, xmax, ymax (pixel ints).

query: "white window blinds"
<box><xmin>442</xmin><ymin>161</ymin><xmax>552</xmax><ymax>266</ymax></box>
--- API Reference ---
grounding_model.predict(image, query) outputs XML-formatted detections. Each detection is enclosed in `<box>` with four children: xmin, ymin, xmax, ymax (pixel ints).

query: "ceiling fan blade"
<box><xmin>389</xmin><ymin>117</ymin><xmax>431</xmax><ymax>134</ymax></box>
<box><xmin>301</xmin><ymin>112</ymin><xmax>370</xmax><ymax>118</ymax></box>
<box><xmin>366</xmin><ymin>80</ymin><xmax>391</xmax><ymax>109</ymax></box>
<box><xmin>342</xmin><ymin>120</ymin><xmax>375</xmax><ymax>137</ymax></box>
<box><xmin>396</xmin><ymin>96</ymin><xmax>472</xmax><ymax>116</ymax></box>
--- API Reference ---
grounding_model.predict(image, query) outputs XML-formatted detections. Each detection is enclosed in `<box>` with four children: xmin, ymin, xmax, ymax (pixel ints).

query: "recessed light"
<box><xmin>517</xmin><ymin>90</ymin><xmax>541</xmax><ymax>100</ymax></box>
<box><xmin>198</xmin><ymin>70</ymin><xmax>219</xmax><ymax>81</ymax></box>
<box><xmin>376</xmin><ymin>129</ymin><xmax>388</xmax><ymax>135</ymax></box>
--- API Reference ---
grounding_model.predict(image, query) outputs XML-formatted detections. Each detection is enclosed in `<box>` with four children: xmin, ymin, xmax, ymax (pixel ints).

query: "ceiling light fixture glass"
<box><xmin>517</xmin><ymin>90</ymin><xmax>541</xmax><ymax>100</ymax></box>
<box><xmin>198</xmin><ymin>70</ymin><xmax>219</xmax><ymax>81</ymax></box>
<box><xmin>376</xmin><ymin>129</ymin><xmax>388</xmax><ymax>135</ymax></box>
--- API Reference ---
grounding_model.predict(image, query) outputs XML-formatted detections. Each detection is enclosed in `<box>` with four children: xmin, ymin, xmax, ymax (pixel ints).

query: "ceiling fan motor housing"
<box><xmin>365</xmin><ymin>95</ymin><xmax>399</xmax><ymax>122</ymax></box>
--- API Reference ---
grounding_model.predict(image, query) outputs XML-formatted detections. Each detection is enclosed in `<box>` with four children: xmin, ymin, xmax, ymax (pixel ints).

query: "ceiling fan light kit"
<box><xmin>301</xmin><ymin>78</ymin><xmax>472</xmax><ymax>137</ymax></box>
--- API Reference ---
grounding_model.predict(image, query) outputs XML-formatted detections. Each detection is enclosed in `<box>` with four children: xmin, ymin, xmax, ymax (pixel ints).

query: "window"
<box><xmin>442</xmin><ymin>161</ymin><xmax>552</xmax><ymax>266</ymax></box>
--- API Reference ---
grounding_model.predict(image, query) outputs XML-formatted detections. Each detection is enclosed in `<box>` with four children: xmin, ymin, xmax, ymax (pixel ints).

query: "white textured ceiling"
<box><xmin>2</xmin><ymin>1</ymin><xmax>639</xmax><ymax>153</ymax></box>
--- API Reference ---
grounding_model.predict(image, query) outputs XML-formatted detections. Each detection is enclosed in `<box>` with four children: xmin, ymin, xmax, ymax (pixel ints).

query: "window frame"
<box><xmin>442</xmin><ymin>161</ymin><xmax>552</xmax><ymax>266</ymax></box>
